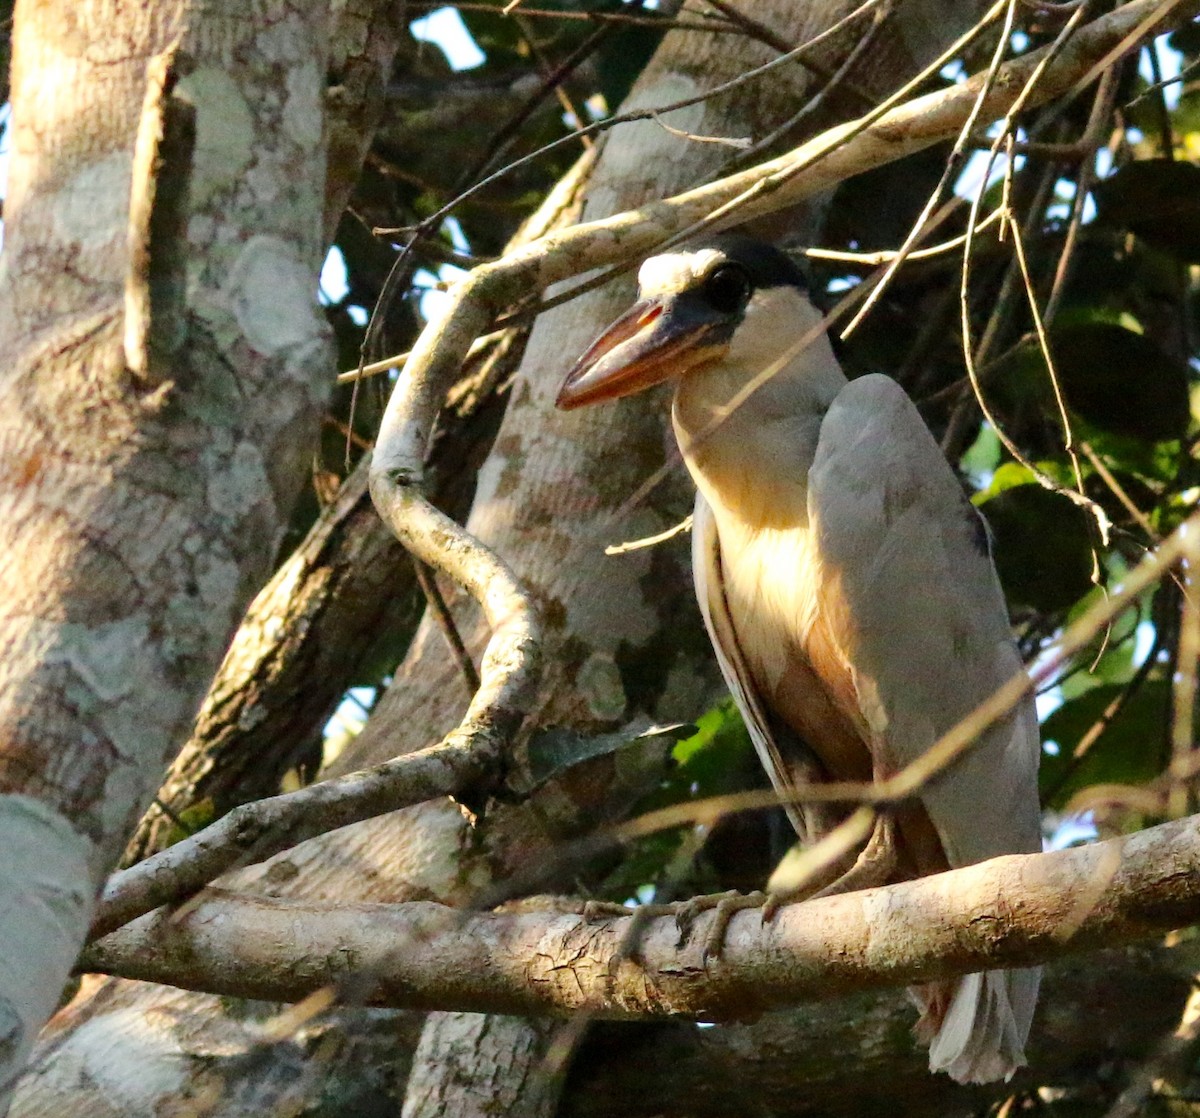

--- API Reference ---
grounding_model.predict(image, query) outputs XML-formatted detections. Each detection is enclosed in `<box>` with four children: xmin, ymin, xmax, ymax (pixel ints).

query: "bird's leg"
<box><xmin>580</xmin><ymin>892</ymin><xmax>769</xmax><ymax>965</ymax></box>
<box><xmin>807</xmin><ymin>809</ymin><xmax>899</xmax><ymax>900</ymax></box>
<box><xmin>674</xmin><ymin>811</ymin><xmax>901</xmax><ymax>959</ymax></box>
<box><xmin>588</xmin><ymin>813</ymin><xmax>901</xmax><ymax>965</ymax></box>
<box><xmin>673</xmin><ymin>890</ymin><xmax>769</xmax><ymax>960</ymax></box>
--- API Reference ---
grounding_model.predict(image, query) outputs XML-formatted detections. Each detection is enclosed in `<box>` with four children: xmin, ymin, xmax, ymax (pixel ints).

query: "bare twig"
<box><xmin>604</xmin><ymin>515</ymin><xmax>693</xmax><ymax>556</ymax></box>
<box><xmin>840</xmin><ymin>0</ymin><xmax>1017</xmax><ymax>339</ymax></box>
<box><xmin>711</xmin><ymin>0</ymin><xmax>890</xmax><ymax>177</ymax></box>
<box><xmin>1080</xmin><ymin>440</ymin><xmax>1158</xmax><ymax>542</ymax></box>
<box><xmin>414</xmin><ymin>560</ymin><xmax>481</xmax><ymax>696</ymax></box>
<box><xmin>958</xmin><ymin>1</ymin><xmax>1119</xmax><ymax>541</ymax></box>
<box><xmin>804</xmin><ymin>206</ymin><xmax>1003</xmax><ymax>265</ymax></box>
<box><xmin>1044</xmin><ymin>64</ymin><xmax>1120</xmax><ymax>324</ymax></box>
<box><xmin>409</xmin><ymin>2</ymin><xmax>739</xmax><ymax>35</ymax></box>
<box><xmin>1006</xmin><ymin>210</ymin><xmax>1090</xmax><ymax>517</ymax></box>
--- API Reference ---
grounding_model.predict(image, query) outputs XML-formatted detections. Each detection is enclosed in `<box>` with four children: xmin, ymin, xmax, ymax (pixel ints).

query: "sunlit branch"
<box><xmin>82</xmin><ymin>814</ymin><xmax>1200</xmax><ymax>1019</ymax></box>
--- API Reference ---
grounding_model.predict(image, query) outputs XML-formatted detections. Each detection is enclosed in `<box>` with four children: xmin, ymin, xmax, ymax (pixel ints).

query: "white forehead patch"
<box><xmin>636</xmin><ymin>249</ymin><xmax>724</xmax><ymax>298</ymax></box>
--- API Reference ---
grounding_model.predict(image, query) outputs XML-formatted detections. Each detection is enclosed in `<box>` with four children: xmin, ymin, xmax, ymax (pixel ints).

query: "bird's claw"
<box><xmin>580</xmin><ymin>899</ymin><xmax>636</xmax><ymax>922</ymax></box>
<box><xmin>671</xmin><ymin>889</ymin><xmax>782</xmax><ymax>960</ymax></box>
<box><xmin>583</xmin><ymin>889</ymin><xmax>793</xmax><ymax>969</ymax></box>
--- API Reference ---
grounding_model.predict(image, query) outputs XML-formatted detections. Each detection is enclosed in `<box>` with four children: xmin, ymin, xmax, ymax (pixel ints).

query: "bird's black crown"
<box><xmin>688</xmin><ymin>234</ymin><xmax>807</xmax><ymax>291</ymax></box>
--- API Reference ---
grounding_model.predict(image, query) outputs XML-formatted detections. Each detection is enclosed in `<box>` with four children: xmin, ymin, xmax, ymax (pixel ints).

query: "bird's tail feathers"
<box><xmin>915</xmin><ymin>967</ymin><xmax>1040</xmax><ymax>1085</ymax></box>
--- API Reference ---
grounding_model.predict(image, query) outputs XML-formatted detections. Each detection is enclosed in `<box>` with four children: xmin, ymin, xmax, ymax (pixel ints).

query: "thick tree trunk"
<box><xmin>0</xmin><ymin>0</ymin><xmax>331</xmax><ymax>1104</ymax></box>
<box><xmin>9</xmin><ymin>138</ymin><xmax>598</xmax><ymax>1118</ymax></box>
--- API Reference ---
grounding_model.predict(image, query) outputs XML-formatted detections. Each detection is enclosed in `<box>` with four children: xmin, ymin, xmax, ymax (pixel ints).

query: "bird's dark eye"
<box><xmin>700</xmin><ymin>264</ymin><xmax>752</xmax><ymax>315</ymax></box>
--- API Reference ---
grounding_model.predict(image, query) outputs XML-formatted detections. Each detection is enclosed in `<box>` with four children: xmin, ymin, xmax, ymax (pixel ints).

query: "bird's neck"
<box><xmin>671</xmin><ymin>335</ymin><xmax>846</xmax><ymax>531</ymax></box>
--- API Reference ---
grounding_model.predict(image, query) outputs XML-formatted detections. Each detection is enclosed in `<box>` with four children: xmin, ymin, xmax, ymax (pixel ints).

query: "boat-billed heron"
<box><xmin>556</xmin><ymin>235</ymin><xmax>1041</xmax><ymax>1084</ymax></box>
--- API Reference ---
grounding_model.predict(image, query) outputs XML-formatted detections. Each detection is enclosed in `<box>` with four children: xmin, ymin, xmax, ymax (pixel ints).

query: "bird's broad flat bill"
<box><xmin>557</xmin><ymin>270</ymin><xmax>744</xmax><ymax>408</ymax></box>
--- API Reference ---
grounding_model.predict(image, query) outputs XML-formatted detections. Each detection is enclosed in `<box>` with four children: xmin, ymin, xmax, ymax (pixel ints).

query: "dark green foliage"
<box><xmin>981</xmin><ymin>483</ymin><xmax>1096</xmax><ymax>613</ymax></box>
<box><xmin>1095</xmin><ymin>159</ymin><xmax>1200</xmax><ymax>262</ymax></box>
<box><xmin>595</xmin><ymin>701</ymin><xmax>761</xmax><ymax>902</ymax></box>
<box><xmin>1040</xmin><ymin>681</ymin><xmax>1172</xmax><ymax>808</ymax></box>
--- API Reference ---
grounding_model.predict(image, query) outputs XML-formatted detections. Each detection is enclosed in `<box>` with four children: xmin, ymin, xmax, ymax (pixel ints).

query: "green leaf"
<box><xmin>1094</xmin><ymin>159</ymin><xmax>1200</xmax><ymax>262</ymax></box>
<box><xmin>993</xmin><ymin>323</ymin><xmax>1190</xmax><ymax>443</ymax></box>
<box><xmin>1039</xmin><ymin>680</ymin><xmax>1170</xmax><ymax>808</ymax></box>
<box><xmin>591</xmin><ymin>701</ymin><xmax>756</xmax><ymax>903</ymax></box>
<box><xmin>960</xmin><ymin>422</ymin><xmax>1001</xmax><ymax>483</ymax></box>
<box><xmin>1057</xmin><ymin>595</ymin><xmax>1142</xmax><ymax>699</ymax></box>
<box><xmin>972</xmin><ymin>461</ymin><xmax>1038</xmax><ymax>504</ymax></box>
<box><xmin>1080</xmin><ymin>424</ymin><xmax>1183</xmax><ymax>485</ymax></box>
<box><xmin>1051</xmin><ymin>323</ymin><xmax>1190</xmax><ymax>442</ymax></box>
<box><xmin>979</xmin><ymin>484</ymin><xmax>1095</xmax><ymax>612</ymax></box>
<box><xmin>162</xmin><ymin>797</ymin><xmax>216</xmax><ymax>849</ymax></box>
<box><xmin>526</xmin><ymin>721</ymin><xmax>695</xmax><ymax>790</ymax></box>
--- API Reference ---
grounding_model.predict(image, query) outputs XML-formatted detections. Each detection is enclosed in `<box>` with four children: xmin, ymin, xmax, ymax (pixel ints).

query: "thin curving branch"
<box><xmin>89</xmin><ymin>493</ymin><xmax>542</xmax><ymax>942</ymax></box>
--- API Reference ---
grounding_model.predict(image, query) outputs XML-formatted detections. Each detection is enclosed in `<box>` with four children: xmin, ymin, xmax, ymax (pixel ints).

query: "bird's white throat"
<box><xmin>671</xmin><ymin>285</ymin><xmax>846</xmax><ymax>531</ymax></box>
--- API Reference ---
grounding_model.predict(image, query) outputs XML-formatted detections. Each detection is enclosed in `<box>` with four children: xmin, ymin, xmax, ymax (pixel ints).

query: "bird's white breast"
<box><xmin>713</xmin><ymin>513</ymin><xmax>823</xmax><ymax>694</ymax></box>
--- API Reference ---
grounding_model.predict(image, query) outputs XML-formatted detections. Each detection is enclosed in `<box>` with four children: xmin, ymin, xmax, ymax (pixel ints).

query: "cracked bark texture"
<box><xmin>15</xmin><ymin>947</ymin><xmax>1192</xmax><ymax>1117</ymax></box>
<box><xmin>0</xmin><ymin>0</ymin><xmax>332</xmax><ymax>1104</ymax></box>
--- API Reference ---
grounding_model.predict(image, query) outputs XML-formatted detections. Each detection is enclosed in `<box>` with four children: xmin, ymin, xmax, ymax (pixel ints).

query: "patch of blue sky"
<box><xmin>1133</xmin><ymin>619</ymin><xmax>1158</xmax><ymax>667</ymax></box>
<box><xmin>1045</xmin><ymin>176</ymin><xmax>1096</xmax><ymax>225</ymax></box>
<box><xmin>826</xmin><ymin>275</ymin><xmax>862</xmax><ymax>294</ymax></box>
<box><xmin>952</xmin><ymin>123</ymin><xmax>1026</xmax><ymax>205</ymax></box>
<box><xmin>1036</xmin><ymin>685</ymin><xmax>1064</xmax><ymax>726</ymax></box>
<box><xmin>411</xmin><ymin>7</ymin><xmax>486</xmax><ymax>72</ymax></box>
<box><xmin>1046</xmin><ymin>812</ymin><xmax>1096</xmax><ymax>850</ymax></box>
<box><xmin>323</xmin><ymin>685</ymin><xmax>378</xmax><ymax>743</ymax></box>
<box><xmin>416</xmin><ymin>261</ymin><xmax>469</xmax><ymax>322</ymax></box>
<box><xmin>443</xmin><ymin>215</ymin><xmax>470</xmax><ymax>254</ymax></box>
<box><xmin>1142</xmin><ymin>36</ymin><xmax>1184</xmax><ymax>111</ymax></box>
<box><xmin>318</xmin><ymin>244</ymin><xmax>368</xmax><ymax>324</ymax></box>
<box><xmin>319</xmin><ymin>245</ymin><xmax>349</xmax><ymax>304</ymax></box>
<box><xmin>939</xmin><ymin>60</ymin><xmax>968</xmax><ymax>85</ymax></box>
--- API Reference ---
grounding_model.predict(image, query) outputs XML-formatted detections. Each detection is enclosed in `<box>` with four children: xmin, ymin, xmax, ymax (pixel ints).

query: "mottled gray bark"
<box><xmin>78</xmin><ymin>814</ymin><xmax>1200</xmax><ymax>1020</ymax></box>
<box><xmin>0</xmin><ymin>0</ymin><xmax>332</xmax><ymax>1103</ymax></box>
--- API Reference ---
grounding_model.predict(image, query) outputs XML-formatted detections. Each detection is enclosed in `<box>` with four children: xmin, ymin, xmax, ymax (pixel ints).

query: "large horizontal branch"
<box><xmin>566</xmin><ymin>945</ymin><xmax>1200</xmax><ymax>1117</ymax></box>
<box><xmin>83</xmin><ymin>814</ymin><xmax>1200</xmax><ymax>1016</ymax></box>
